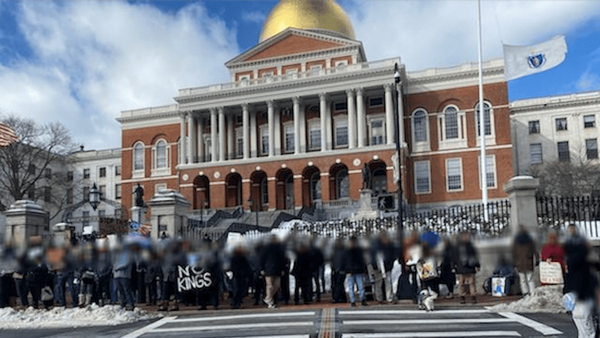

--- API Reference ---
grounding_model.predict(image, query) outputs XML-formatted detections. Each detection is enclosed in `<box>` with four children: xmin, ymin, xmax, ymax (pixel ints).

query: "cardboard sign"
<box><xmin>539</xmin><ymin>261</ymin><xmax>564</xmax><ymax>284</ymax></box>
<box><xmin>417</xmin><ymin>258</ymin><xmax>438</xmax><ymax>280</ymax></box>
<box><xmin>177</xmin><ymin>265</ymin><xmax>212</xmax><ymax>292</ymax></box>
<box><xmin>492</xmin><ymin>277</ymin><xmax>506</xmax><ymax>297</ymax></box>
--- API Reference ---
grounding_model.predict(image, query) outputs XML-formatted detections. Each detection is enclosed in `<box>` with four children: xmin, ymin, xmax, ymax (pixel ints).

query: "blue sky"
<box><xmin>0</xmin><ymin>0</ymin><xmax>599</xmax><ymax>149</ymax></box>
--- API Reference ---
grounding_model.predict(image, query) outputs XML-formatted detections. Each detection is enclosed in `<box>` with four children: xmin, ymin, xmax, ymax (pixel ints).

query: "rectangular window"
<box><xmin>67</xmin><ymin>171</ymin><xmax>74</xmax><ymax>181</ymax></box>
<box><xmin>44</xmin><ymin>168</ymin><xmax>52</xmax><ymax>179</ymax></box>
<box><xmin>529</xmin><ymin>143</ymin><xmax>543</xmax><ymax>164</ymax></box>
<box><xmin>310</xmin><ymin>65</ymin><xmax>322</xmax><ymax>76</ymax></box>
<box><xmin>369</xmin><ymin>97</ymin><xmax>383</xmax><ymax>107</ymax></box>
<box><xmin>482</xmin><ymin>155</ymin><xmax>496</xmax><ymax>189</ymax></box>
<box><xmin>335</xmin><ymin>119</ymin><xmax>348</xmax><ymax>147</ymax></box>
<box><xmin>476</xmin><ymin>103</ymin><xmax>492</xmax><ymax>136</ymax></box>
<box><xmin>260</xmin><ymin>127</ymin><xmax>269</xmax><ymax>155</ymax></box>
<box><xmin>67</xmin><ymin>188</ymin><xmax>73</xmax><ymax>204</ymax></box>
<box><xmin>83</xmin><ymin>168</ymin><xmax>90</xmax><ymax>179</ymax></box>
<box><xmin>284</xmin><ymin>124</ymin><xmax>295</xmax><ymax>153</ymax></box>
<box><xmin>446</xmin><ymin>158</ymin><xmax>462</xmax><ymax>191</ymax></box>
<box><xmin>115</xmin><ymin>184</ymin><xmax>122</xmax><ymax>200</ymax></box>
<box><xmin>83</xmin><ymin>186</ymin><xmax>90</xmax><ymax>202</ymax></box>
<box><xmin>28</xmin><ymin>164</ymin><xmax>36</xmax><ymax>175</ymax></box>
<box><xmin>98</xmin><ymin>210</ymin><xmax>106</xmax><ymax>217</ymax></box>
<box><xmin>155</xmin><ymin>184</ymin><xmax>167</xmax><ymax>193</ymax></box>
<box><xmin>555</xmin><ymin>117</ymin><xmax>567</xmax><ymax>131</ymax></box>
<box><xmin>237</xmin><ymin>134</ymin><xmax>244</xmax><ymax>157</ymax></box>
<box><xmin>44</xmin><ymin>186</ymin><xmax>51</xmax><ymax>202</ymax></box>
<box><xmin>528</xmin><ymin>120</ymin><xmax>540</xmax><ymax>134</ymax></box>
<box><xmin>115</xmin><ymin>165</ymin><xmax>121</xmax><ymax>176</ymax></box>
<box><xmin>370</xmin><ymin>119</ymin><xmax>385</xmax><ymax>145</ymax></box>
<box><xmin>334</xmin><ymin>102</ymin><xmax>347</xmax><ymax>111</ymax></box>
<box><xmin>586</xmin><ymin>139</ymin><xmax>598</xmax><ymax>160</ymax></box>
<box><xmin>82</xmin><ymin>211</ymin><xmax>89</xmax><ymax>228</ymax></box>
<box><xmin>99</xmin><ymin>185</ymin><xmax>106</xmax><ymax>197</ymax></box>
<box><xmin>309</xmin><ymin>121</ymin><xmax>321</xmax><ymax>150</ymax></box>
<box><xmin>99</xmin><ymin>167</ymin><xmax>106</xmax><ymax>178</ymax></box>
<box><xmin>584</xmin><ymin>115</ymin><xmax>596</xmax><ymax>128</ymax></box>
<box><xmin>415</xmin><ymin>161</ymin><xmax>431</xmax><ymax>194</ymax></box>
<box><xmin>557</xmin><ymin>141</ymin><xmax>570</xmax><ymax>162</ymax></box>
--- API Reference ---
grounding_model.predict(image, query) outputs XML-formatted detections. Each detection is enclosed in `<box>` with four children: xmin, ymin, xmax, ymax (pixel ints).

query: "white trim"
<box><xmin>333</xmin><ymin>115</ymin><xmax>349</xmax><ymax>148</ymax></box>
<box><xmin>132</xmin><ymin>141</ymin><xmax>145</xmax><ymax>178</ymax></box>
<box><xmin>446</xmin><ymin>157</ymin><xmax>464</xmax><ymax>192</ymax></box>
<box><xmin>367</xmin><ymin>114</ymin><xmax>386</xmax><ymax>146</ymax></box>
<box><xmin>439</xmin><ymin>105</ymin><xmax>467</xmax><ymax>150</ymax></box>
<box><xmin>151</xmin><ymin>138</ymin><xmax>170</xmax><ymax>177</ymax></box>
<box><xmin>411</xmin><ymin>108</ymin><xmax>430</xmax><ymax>153</ymax></box>
<box><xmin>414</xmin><ymin>160</ymin><xmax>431</xmax><ymax>195</ymax></box>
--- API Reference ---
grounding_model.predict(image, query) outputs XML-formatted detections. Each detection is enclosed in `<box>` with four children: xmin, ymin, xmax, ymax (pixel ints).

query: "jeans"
<box><xmin>346</xmin><ymin>273</ymin><xmax>365</xmax><ymax>303</ymax></box>
<box><xmin>115</xmin><ymin>278</ymin><xmax>134</xmax><ymax>308</ymax></box>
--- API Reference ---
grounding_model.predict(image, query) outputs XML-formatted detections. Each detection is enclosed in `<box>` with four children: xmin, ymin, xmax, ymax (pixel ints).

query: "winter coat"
<box><xmin>113</xmin><ymin>249</ymin><xmax>134</xmax><ymax>279</ymax></box>
<box><xmin>452</xmin><ymin>240</ymin><xmax>479</xmax><ymax>275</ymax></box>
<box><xmin>344</xmin><ymin>247</ymin><xmax>367</xmax><ymax>275</ymax></box>
<box><xmin>563</xmin><ymin>234</ymin><xmax>592</xmax><ymax>299</ymax></box>
<box><xmin>331</xmin><ymin>245</ymin><xmax>346</xmax><ymax>273</ymax></box>
<box><xmin>512</xmin><ymin>232</ymin><xmax>537</xmax><ymax>271</ymax></box>
<box><xmin>260</xmin><ymin>242</ymin><xmax>285</xmax><ymax>276</ymax></box>
<box><xmin>541</xmin><ymin>243</ymin><xmax>565</xmax><ymax>269</ymax></box>
<box><xmin>291</xmin><ymin>250</ymin><xmax>312</xmax><ymax>280</ymax></box>
<box><xmin>230</xmin><ymin>253</ymin><xmax>252</xmax><ymax>280</ymax></box>
<box><xmin>371</xmin><ymin>240</ymin><xmax>398</xmax><ymax>272</ymax></box>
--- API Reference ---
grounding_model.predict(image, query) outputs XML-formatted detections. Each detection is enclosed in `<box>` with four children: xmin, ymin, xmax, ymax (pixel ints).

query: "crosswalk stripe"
<box><xmin>120</xmin><ymin>317</ymin><xmax>177</xmax><ymax>338</ymax></box>
<box><xmin>342</xmin><ymin>331</ymin><xmax>521</xmax><ymax>338</ymax></box>
<box><xmin>172</xmin><ymin>311</ymin><xmax>315</xmax><ymax>323</ymax></box>
<box><xmin>339</xmin><ymin>309</ymin><xmax>491</xmax><ymax>315</ymax></box>
<box><xmin>498</xmin><ymin>312</ymin><xmax>563</xmax><ymax>335</ymax></box>
<box><xmin>151</xmin><ymin>321</ymin><xmax>315</xmax><ymax>333</ymax></box>
<box><xmin>344</xmin><ymin>318</ymin><xmax>513</xmax><ymax>325</ymax></box>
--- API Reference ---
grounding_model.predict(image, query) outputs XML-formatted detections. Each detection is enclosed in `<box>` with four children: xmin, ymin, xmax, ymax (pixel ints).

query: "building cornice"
<box><xmin>510</xmin><ymin>91</ymin><xmax>600</xmax><ymax>114</ymax></box>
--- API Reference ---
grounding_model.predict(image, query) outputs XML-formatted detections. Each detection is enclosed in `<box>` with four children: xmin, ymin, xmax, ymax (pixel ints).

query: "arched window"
<box><xmin>444</xmin><ymin>106</ymin><xmax>459</xmax><ymax>139</ymax></box>
<box><xmin>310</xmin><ymin>171</ymin><xmax>321</xmax><ymax>201</ymax></box>
<box><xmin>261</xmin><ymin>176</ymin><xmax>269</xmax><ymax>206</ymax></box>
<box><xmin>134</xmin><ymin>143</ymin><xmax>144</xmax><ymax>171</ymax></box>
<box><xmin>156</xmin><ymin>140</ymin><xmax>167</xmax><ymax>168</ymax></box>
<box><xmin>475</xmin><ymin>102</ymin><xmax>493</xmax><ymax>136</ymax></box>
<box><xmin>413</xmin><ymin>109</ymin><xmax>428</xmax><ymax>143</ymax></box>
<box><xmin>336</xmin><ymin>169</ymin><xmax>349</xmax><ymax>199</ymax></box>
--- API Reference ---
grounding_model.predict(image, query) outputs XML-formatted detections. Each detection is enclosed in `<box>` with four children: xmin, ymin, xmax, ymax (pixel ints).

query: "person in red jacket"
<box><xmin>541</xmin><ymin>231</ymin><xmax>565</xmax><ymax>286</ymax></box>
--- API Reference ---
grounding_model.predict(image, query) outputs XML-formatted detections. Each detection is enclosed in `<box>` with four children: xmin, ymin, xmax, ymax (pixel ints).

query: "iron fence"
<box><xmin>537</xmin><ymin>196</ymin><xmax>600</xmax><ymax>238</ymax></box>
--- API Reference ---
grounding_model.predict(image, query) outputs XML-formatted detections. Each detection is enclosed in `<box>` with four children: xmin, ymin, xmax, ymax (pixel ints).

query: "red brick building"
<box><xmin>118</xmin><ymin>1</ymin><xmax>513</xmax><ymax>216</ymax></box>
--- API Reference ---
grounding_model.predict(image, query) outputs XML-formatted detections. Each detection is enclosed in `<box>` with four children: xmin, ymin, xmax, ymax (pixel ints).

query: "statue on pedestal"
<box><xmin>133</xmin><ymin>183</ymin><xmax>144</xmax><ymax>207</ymax></box>
<box><xmin>362</xmin><ymin>164</ymin><xmax>371</xmax><ymax>190</ymax></box>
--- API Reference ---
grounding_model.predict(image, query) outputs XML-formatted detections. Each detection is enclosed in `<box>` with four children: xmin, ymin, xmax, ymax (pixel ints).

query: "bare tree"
<box><xmin>532</xmin><ymin>151</ymin><xmax>600</xmax><ymax>196</ymax></box>
<box><xmin>0</xmin><ymin>114</ymin><xmax>80</xmax><ymax>220</ymax></box>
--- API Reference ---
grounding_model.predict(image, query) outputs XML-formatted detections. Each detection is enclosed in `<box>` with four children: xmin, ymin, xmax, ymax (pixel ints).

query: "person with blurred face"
<box><xmin>541</xmin><ymin>231</ymin><xmax>565</xmax><ymax>286</ymax></box>
<box><xmin>344</xmin><ymin>237</ymin><xmax>368</xmax><ymax>307</ymax></box>
<box><xmin>452</xmin><ymin>231</ymin><xmax>479</xmax><ymax>304</ymax></box>
<box><xmin>260</xmin><ymin>235</ymin><xmax>285</xmax><ymax>309</ymax></box>
<box><xmin>512</xmin><ymin>226</ymin><xmax>538</xmax><ymax>296</ymax></box>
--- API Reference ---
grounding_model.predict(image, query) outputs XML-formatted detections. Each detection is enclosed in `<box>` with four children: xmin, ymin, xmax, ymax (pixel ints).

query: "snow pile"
<box><xmin>488</xmin><ymin>285</ymin><xmax>565</xmax><ymax>313</ymax></box>
<box><xmin>0</xmin><ymin>304</ymin><xmax>161</xmax><ymax>329</ymax></box>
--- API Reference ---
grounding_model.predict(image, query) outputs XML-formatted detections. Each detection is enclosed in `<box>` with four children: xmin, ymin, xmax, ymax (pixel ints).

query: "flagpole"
<box><xmin>477</xmin><ymin>0</ymin><xmax>489</xmax><ymax>220</ymax></box>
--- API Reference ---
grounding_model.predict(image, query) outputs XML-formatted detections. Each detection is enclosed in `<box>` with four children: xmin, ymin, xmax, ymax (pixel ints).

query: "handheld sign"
<box><xmin>177</xmin><ymin>265</ymin><xmax>212</xmax><ymax>293</ymax></box>
<box><xmin>539</xmin><ymin>261</ymin><xmax>563</xmax><ymax>285</ymax></box>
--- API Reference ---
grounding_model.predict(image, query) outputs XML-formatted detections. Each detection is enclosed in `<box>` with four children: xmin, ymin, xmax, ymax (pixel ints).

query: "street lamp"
<box><xmin>89</xmin><ymin>183</ymin><xmax>101</xmax><ymax>211</ymax></box>
<box><xmin>393</xmin><ymin>63</ymin><xmax>405</xmax><ymax>265</ymax></box>
<box><xmin>248</xmin><ymin>198</ymin><xmax>259</xmax><ymax>228</ymax></box>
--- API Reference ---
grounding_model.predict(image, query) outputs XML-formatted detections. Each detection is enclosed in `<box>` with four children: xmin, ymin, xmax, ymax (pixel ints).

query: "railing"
<box><xmin>177</xmin><ymin>58</ymin><xmax>400</xmax><ymax>97</ymax></box>
<box><xmin>537</xmin><ymin>196</ymin><xmax>600</xmax><ymax>238</ymax></box>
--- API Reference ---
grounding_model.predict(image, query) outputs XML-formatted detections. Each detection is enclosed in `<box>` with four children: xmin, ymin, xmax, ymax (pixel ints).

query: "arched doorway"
<box><xmin>369</xmin><ymin>160</ymin><xmax>388</xmax><ymax>196</ymax></box>
<box><xmin>250</xmin><ymin>170</ymin><xmax>268</xmax><ymax>211</ymax></box>
<box><xmin>276</xmin><ymin>168</ymin><xmax>294</xmax><ymax>210</ymax></box>
<box><xmin>193</xmin><ymin>175</ymin><xmax>210</xmax><ymax>209</ymax></box>
<box><xmin>329</xmin><ymin>163</ymin><xmax>349</xmax><ymax>201</ymax></box>
<box><xmin>302</xmin><ymin>166</ymin><xmax>321</xmax><ymax>207</ymax></box>
<box><xmin>225</xmin><ymin>173</ymin><xmax>242</xmax><ymax>208</ymax></box>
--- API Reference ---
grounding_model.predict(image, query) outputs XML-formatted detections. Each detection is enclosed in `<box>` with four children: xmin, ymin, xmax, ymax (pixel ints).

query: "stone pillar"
<box><xmin>180</xmin><ymin>113</ymin><xmax>187</xmax><ymax>164</ymax></box>
<box><xmin>356</xmin><ymin>88</ymin><xmax>366</xmax><ymax>148</ymax></box>
<box><xmin>148</xmin><ymin>190</ymin><xmax>191</xmax><ymax>241</ymax></box>
<box><xmin>347</xmin><ymin>89</ymin><xmax>356</xmax><ymax>149</ymax></box>
<box><xmin>384</xmin><ymin>84</ymin><xmax>394</xmax><ymax>145</ymax></box>
<box><xmin>187</xmin><ymin>113</ymin><xmax>196</xmax><ymax>163</ymax></box>
<box><xmin>210</xmin><ymin>108</ymin><xmax>217</xmax><ymax>163</ymax></box>
<box><xmin>227</xmin><ymin>112</ymin><xmax>234</xmax><ymax>160</ymax></box>
<box><xmin>197</xmin><ymin>114</ymin><xmax>204</xmax><ymax>163</ymax></box>
<box><xmin>319</xmin><ymin>93</ymin><xmax>328</xmax><ymax>151</ymax></box>
<box><xmin>326</xmin><ymin>100</ymin><xmax>333</xmax><ymax>151</ymax></box>
<box><xmin>274</xmin><ymin>108</ymin><xmax>281</xmax><ymax>156</ymax></box>
<box><xmin>293</xmin><ymin>97</ymin><xmax>301</xmax><ymax>155</ymax></box>
<box><xmin>250</xmin><ymin>109</ymin><xmax>257</xmax><ymax>158</ymax></box>
<box><xmin>4</xmin><ymin>200</ymin><xmax>49</xmax><ymax>249</ymax></box>
<box><xmin>504</xmin><ymin>176</ymin><xmax>540</xmax><ymax>236</ymax></box>
<box><xmin>218</xmin><ymin>107</ymin><xmax>226</xmax><ymax>161</ymax></box>
<box><xmin>267</xmin><ymin>101</ymin><xmax>275</xmax><ymax>157</ymax></box>
<box><xmin>242</xmin><ymin>104</ymin><xmax>250</xmax><ymax>160</ymax></box>
<box><xmin>299</xmin><ymin>103</ymin><xmax>307</xmax><ymax>153</ymax></box>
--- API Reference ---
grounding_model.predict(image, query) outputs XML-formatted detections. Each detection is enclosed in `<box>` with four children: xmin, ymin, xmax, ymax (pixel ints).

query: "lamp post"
<box><xmin>393</xmin><ymin>63</ymin><xmax>405</xmax><ymax>264</ymax></box>
<box><xmin>89</xmin><ymin>183</ymin><xmax>101</xmax><ymax>211</ymax></box>
<box><xmin>248</xmin><ymin>198</ymin><xmax>259</xmax><ymax>228</ymax></box>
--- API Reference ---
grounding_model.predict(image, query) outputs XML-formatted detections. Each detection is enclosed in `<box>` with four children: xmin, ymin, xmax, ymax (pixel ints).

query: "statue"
<box><xmin>133</xmin><ymin>183</ymin><xmax>144</xmax><ymax>207</ymax></box>
<box><xmin>362</xmin><ymin>164</ymin><xmax>371</xmax><ymax>190</ymax></box>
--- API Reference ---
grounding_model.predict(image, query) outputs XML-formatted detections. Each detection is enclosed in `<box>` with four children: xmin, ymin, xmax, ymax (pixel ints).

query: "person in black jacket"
<box><xmin>292</xmin><ymin>243</ymin><xmax>312</xmax><ymax>305</ymax></box>
<box><xmin>452</xmin><ymin>231</ymin><xmax>480</xmax><ymax>304</ymax></box>
<box><xmin>440</xmin><ymin>237</ymin><xmax>456</xmax><ymax>299</ymax></box>
<box><xmin>229</xmin><ymin>245</ymin><xmax>252</xmax><ymax>309</ymax></box>
<box><xmin>260</xmin><ymin>235</ymin><xmax>285</xmax><ymax>308</ymax></box>
<box><xmin>345</xmin><ymin>236</ymin><xmax>368</xmax><ymax>307</ymax></box>
<box><xmin>370</xmin><ymin>231</ymin><xmax>398</xmax><ymax>303</ymax></box>
<box><xmin>330</xmin><ymin>239</ymin><xmax>347</xmax><ymax>303</ymax></box>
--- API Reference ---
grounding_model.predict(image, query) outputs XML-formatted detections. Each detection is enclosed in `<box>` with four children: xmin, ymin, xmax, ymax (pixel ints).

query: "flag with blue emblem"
<box><xmin>503</xmin><ymin>35</ymin><xmax>567</xmax><ymax>81</ymax></box>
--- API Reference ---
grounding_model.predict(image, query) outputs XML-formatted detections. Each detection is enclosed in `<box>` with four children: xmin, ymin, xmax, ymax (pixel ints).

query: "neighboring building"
<box><xmin>118</xmin><ymin>0</ymin><xmax>513</xmax><ymax>216</ymax></box>
<box><xmin>511</xmin><ymin>91</ymin><xmax>600</xmax><ymax>175</ymax></box>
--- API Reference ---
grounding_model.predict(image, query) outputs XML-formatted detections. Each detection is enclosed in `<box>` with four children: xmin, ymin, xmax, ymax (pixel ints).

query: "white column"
<box><xmin>299</xmin><ymin>103</ymin><xmax>306</xmax><ymax>153</ymax></box>
<box><xmin>319</xmin><ymin>93</ymin><xmax>328</xmax><ymax>151</ymax></box>
<box><xmin>347</xmin><ymin>89</ymin><xmax>356</xmax><ymax>149</ymax></box>
<box><xmin>356</xmin><ymin>88</ymin><xmax>366</xmax><ymax>148</ymax></box>
<box><xmin>218</xmin><ymin>107</ymin><xmax>226</xmax><ymax>161</ymax></box>
<box><xmin>197</xmin><ymin>114</ymin><xmax>204</xmax><ymax>162</ymax></box>
<box><xmin>385</xmin><ymin>84</ymin><xmax>395</xmax><ymax>145</ymax></box>
<box><xmin>292</xmin><ymin>97</ymin><xmax>301</xmax><ymax>155</ymax></box>
<box><xmin>250</xmin><ymin>109</ymin><xmax>257</xmax><ymax>158</ymax></box>
<box><xmin>187</xmin><ymin>113</ymin><xmax>196</xmax><ymax>163</ymax></box>
<box><xmin>227</xmin><ymin>113</ymin><xmax>234</xmax><ymax>160</ymax></box>
<box><xmin>397</xmin><ymin>88</ymin><xmax>405</xmax><ymax>144</ymax></box>
<box><xmin>180</xmin><ymin>113</ymin><xmax>187</xmax><ymax>164</ymax></box>
<box><xmin>242</xmin><ymin>104</ymin><xmax>250</xmax><ymax>159</ymax></box>
<box><xmin>210</xmin><ymin>108</ymin><xmax>217</xmax><ymax>163</ymax></box>
<box><xmin>267</xmin><ymin>100</ymin><xmax>275</xmax><ymax>157</ymax></box>
<box><xmin>326</xmin><ymin>99</ymin><xmax>333</xmax><ymax>150</ymax></box>
<box><xmin>274</xmin><ymin>108</ymin><xmax>281</xmax><ymax>156</ymax></box>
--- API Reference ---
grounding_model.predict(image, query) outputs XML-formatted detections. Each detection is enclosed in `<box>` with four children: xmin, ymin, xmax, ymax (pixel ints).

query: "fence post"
<box><xmin>503</xmin><ymin>176</ymin><xmax>539</xmax><ymax>237</ymax></box>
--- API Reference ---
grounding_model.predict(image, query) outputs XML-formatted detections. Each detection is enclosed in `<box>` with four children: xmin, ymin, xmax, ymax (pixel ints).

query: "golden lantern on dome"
<box><xmin>259</xmin><ymin>0</ymin><xmax>356</xmax><ymax>42</ymax></box>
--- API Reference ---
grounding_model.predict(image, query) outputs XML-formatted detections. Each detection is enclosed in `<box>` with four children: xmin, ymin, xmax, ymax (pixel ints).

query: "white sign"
<box><xmin>539</xmin><ymin>261</ymin><xmax>564</xmax><ymax>285</ymax></box>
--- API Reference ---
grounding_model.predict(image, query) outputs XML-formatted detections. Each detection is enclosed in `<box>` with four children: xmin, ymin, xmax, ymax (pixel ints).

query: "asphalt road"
<box><xmin>0</xmin><ymin>306</ymin><xmax>578</xmax><ymax>338</ymax></box>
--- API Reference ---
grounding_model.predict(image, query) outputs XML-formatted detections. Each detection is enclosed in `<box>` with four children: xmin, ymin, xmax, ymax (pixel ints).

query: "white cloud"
<box><xmin>576</xmin><ymin>70</ymin><xmax>600</xmax><ymax>91</ymax></box>
<box><xmin>242</xmin><ymin>10</ymin><xmax>267</xmax><ymax>24</ymax></box>
<box><xmin>0</xmin><ymin>1</ymin><xmax>239</xmax><ymax>149</ymax></box>
<box><xmin>347</xmin><ymin>0</ymin><xmax>600</xmax><ymax>71</ymax></box>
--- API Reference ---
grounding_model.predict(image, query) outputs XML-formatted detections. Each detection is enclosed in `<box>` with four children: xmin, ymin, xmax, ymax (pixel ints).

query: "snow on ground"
<box><xmin>487</xmin><ymin>285</ymin><xmax>565</xmax><ymax>313</ymax></box>
<box><xmin>0</xmin><ymin>304</ymin><xmax>161</xmax><ymax>329</ymax></box>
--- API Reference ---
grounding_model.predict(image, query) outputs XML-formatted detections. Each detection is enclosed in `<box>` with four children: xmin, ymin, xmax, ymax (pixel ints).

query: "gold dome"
<box><xmin>259</xmin><ymin>0</ymin><xmax>356</xmax><ymax>42</ymax></box>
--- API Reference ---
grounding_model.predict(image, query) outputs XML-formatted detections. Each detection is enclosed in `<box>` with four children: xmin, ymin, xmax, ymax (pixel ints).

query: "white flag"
<box><xmin>503</xmin><ymin>35</ymin><xmax>567</xmax><ymax>81</ymax></box>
